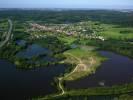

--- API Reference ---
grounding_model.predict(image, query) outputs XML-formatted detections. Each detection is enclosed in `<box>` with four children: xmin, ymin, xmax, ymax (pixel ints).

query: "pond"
<box><xmin>66</xmin><ymin>51</ymin><xmax>133</xmax><ymax>89</ymax></box>
<box><xmin>16</xmin><ymin>44</ymin><xmax>51</xmax><ymax>59</ymax></box>
<box><xmin>71</xmin><ymin>44</ymin><xmax>78</xmax><ymax>49</ymax></box>
<box><xmin>0</xmin><ymin>60</ymin><xmax>68</xmax><ymax>100</ymax></box>
<box><xmin>16</xmin><ymin>40</ymin><xmax>26</xmax><ymax>46</ymax></box>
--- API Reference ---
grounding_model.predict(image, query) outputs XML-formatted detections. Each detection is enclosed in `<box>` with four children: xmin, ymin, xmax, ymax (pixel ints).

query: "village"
<box><xmin>27</xmin><ymin>21</ymin><xmax>105</xmax><ymax>41</ymax></box>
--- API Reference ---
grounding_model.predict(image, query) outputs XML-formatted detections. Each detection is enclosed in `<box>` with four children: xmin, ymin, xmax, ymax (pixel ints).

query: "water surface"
<box><xmin>16</xmin><ymin>40</ymin><xmax>26</xmax><ymax>46</ymax></box>
<box><xmin>0</xmin><ymin>60</ymin><xmax>67</xmax><ymax>100</ymax></box>
<box><xmin>16</xmin><ymin>44</ymin><xmax>51</xmax><ymax>59</ymax></box>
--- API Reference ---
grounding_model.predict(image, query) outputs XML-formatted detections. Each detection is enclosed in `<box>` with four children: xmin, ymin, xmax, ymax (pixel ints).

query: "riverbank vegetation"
<box><xmin>42</xmin><ymin>83</ymin><xmax>133</xmax><ymax>99</ymax></box>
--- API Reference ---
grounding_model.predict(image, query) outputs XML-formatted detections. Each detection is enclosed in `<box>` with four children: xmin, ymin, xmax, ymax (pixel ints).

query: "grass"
<box><xmin>101</xmin><ymin>24</ymin><xmax>133</xmax><ymax>40</ymax></box>
<box><xmin>58</xmin><ymin>36</ymin><xmax>76</xmax><ymax>45</ymax></box>
<box><xmin>65</xmin><ymin>83</ymin><xmax>133</xmax><ymax>96</ymax></box>
<box><xmin>62</xmin><ymin>47</ymin><xmax>105</xmax><ymax>81</ymax></box>
<box><xmin>40</xmin><ymin>82</ymin><xmax>133</xmax><ymax>100</ymax></box>
<box><xmin>64</xmin><ymin>48</ymin><xmax>88</xmax><ymax>58</ymax></box>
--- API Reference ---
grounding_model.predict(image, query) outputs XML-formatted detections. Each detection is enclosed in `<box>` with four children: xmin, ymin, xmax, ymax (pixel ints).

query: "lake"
<box><xmin>66</xmin><ymin>51</ymin><xmax>133</xmax><ymax>89</ymax></box>
<box><xmin>0</xmin><ymin>60</ymin><xmax>67</xmax><ymax>100</ymax></box>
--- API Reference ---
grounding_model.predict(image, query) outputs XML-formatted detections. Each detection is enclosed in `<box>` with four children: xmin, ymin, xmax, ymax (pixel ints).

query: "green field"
<box><xmin>101</xmin><ymin>24</ymin><xmax>133</xmax><ymax>40</ymax></box>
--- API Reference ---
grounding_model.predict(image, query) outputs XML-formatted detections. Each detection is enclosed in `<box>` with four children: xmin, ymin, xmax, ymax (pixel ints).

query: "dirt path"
<box><xmin>0</xmin><ymin>19</ymin><xmax>13</xmax><ymax>48</ymax></box>
<box><xmin>57</xmin><ymin>77</ymin><xmax>65</xmax><ymax>95</ymax></box>
<box><xmin>54</xmin><ymin>53</ymin><xmax>82</xmax><ymax>97</ymax></box>
<box><xmin>64</xmin><ymin>53</ymin><xmax>89</xmax><ymax>76</ymax></box>
<box><xmin>44</xmin><ymin>52</ymin><xmax>95</xmax><ymax>99</ymax></box>
<box><xmin>56</xmin><ymin>53</ymin><xmax>94</xmax><ymax>97</ymax></box>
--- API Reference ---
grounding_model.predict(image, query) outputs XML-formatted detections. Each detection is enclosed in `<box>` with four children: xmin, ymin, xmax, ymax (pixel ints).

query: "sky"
<box><xmin>0</xmin><ymin>0</ymin><xmax>133</xmax><ymax>9</ymax></box>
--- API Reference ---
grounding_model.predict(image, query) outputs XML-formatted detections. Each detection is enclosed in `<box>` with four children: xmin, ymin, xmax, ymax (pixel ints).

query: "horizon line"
<box><xmin>0</xmin><ymin>8</ymin><xmax>133</xmax><ymax>10</ymax></box>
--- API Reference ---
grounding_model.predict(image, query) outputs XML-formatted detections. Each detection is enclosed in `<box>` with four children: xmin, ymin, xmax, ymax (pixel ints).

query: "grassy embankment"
<box><xmin>42</xmin><ymin>83</ymin><xmax>133</xmax><ymax>100</ymax></box>
<box><xmin>63</xmin><ymin>46</ymin><xmax>105</xmax><ymax>81</ymax></box>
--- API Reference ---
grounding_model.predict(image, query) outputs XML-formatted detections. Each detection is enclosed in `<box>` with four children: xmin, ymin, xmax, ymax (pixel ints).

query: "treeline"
<box><xmin>97</xmin><ymin>40</ymin><xmax>133</xmax><ymax>58</ymax></box>
<box><xmin>0</xmin><ymin>10</ymin><xmax>133</xmax><ymax>27</ymax></box>
<box><xmin>75</xmin><ymin>39</ymin><xmax>133</xmax><ymax>58</ymax></box>
<box><xmin>0</xmin><ymin>43</ymin><xmax>22</xmax><ymax>59</ymax></box>
<box><xmin>32</xmin><ymin>36</ymin><xmax>70</xmax><ymax>54</ymax></box>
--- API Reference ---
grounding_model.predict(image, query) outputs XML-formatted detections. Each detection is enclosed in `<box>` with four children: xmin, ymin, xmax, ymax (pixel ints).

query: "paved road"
<box><xmin>0</xmin><ymin>19</ymin><xmax>13</xmax><ymax>48</ymax></box>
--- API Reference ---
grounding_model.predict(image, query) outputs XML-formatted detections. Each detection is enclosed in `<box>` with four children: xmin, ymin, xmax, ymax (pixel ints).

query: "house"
<box><xmin>66</xmin><ymin>32</ymin><xmax>74</xmax><ymax>36</ymax></box>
